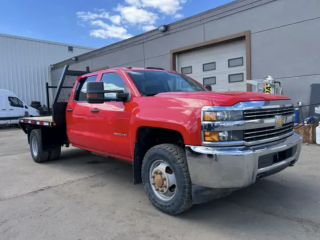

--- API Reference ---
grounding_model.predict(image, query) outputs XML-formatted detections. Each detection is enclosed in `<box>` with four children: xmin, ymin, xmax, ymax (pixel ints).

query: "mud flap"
<box><xmin>133</xmin><ymin>141</ymin><xmax>142</xmax><ymax>184</ymax></box>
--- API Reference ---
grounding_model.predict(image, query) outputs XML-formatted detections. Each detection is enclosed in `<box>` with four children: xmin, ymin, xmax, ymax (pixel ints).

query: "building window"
<box><xmin>68</xmin><ymin>46</ymin><xmax>74</xmax><ymax>52</ymax></box>
<box><xmin>181</xmin><ymin>66</ymin><xmax>192</xmax><ymax>74</ymax></box>
<box><xmin>203</xmin><ymin>62</ymin><xmax>216</xmax><ymax>72</ymax></box>
<box><xmin>228</xmin><ymin>57</ymin><xmax>243</xmax><ymax>68</ymax></box>
<box><xmin>203</xmin><ymin>77</ymin><xmax>216</xmax><ymax>85</ymax></box>
<box><xmin>229</xmin><ymin>73</ymin><xmax>244</xmax><ymax>83</ymax></box>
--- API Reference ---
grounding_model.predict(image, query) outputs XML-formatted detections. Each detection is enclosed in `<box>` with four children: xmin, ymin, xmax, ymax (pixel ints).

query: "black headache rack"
<box><xmin>52</xmin><ymin>65</ymin><xmax>90</xmax><ymax>125</ymax></box>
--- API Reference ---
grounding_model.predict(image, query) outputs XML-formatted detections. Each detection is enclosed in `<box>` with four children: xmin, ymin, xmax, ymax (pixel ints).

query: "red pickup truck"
<box><xmin>19</xmin><ymin>65</ymin><xmax>302</xmax><ymax>215</ymax></box>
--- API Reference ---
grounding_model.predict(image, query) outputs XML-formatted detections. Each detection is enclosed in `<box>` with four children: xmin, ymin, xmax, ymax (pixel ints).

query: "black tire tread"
<box><xmin>142</xmin><ymin>144</ymin><xmax>193</xmax><ymax>215</ymax></box>
<box><xmin>30</xmin><ymin>129</ymin><xmax>50</xmax><ymax>163</ymax></box>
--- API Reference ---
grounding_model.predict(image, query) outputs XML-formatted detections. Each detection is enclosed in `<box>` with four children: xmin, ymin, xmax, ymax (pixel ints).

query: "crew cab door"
<box><xmin>0</xmin><ymin>93</ymin><xmax>8</xmax><ymax>125</ymax></box>
<box><xmin>66</xmin><ymin>74</ymin><xmax>98</xmax><ymax>148</ymax></box>
<box><xmin>89</xmin><ymin>71</ymin><xmax>132</xmax><ymax>158</ymax></box>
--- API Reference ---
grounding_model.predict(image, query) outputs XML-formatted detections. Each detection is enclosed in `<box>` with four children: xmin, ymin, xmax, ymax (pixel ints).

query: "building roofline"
<box><xmin>51</xmin><ymin>0</ymin><xmax>271</xmax><ymax>69</ymax></box>
<box><xmin>0</xmin><ymin>32</ymin><xmax>95</xmax><ymax>50</ymax></box>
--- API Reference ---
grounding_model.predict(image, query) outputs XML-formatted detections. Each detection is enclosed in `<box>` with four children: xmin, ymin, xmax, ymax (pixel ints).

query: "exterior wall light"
<box><xmin>159</xmin><ymin>25</ymin><xmax>168</xmax><ymax>33</ymax></box>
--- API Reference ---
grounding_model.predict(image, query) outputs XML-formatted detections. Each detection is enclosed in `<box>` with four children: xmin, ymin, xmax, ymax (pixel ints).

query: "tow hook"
<box><xmin>240</xmin><ymin>146</ymin><xmax>254</xmax><ymax>152</ymax></box>
<box><xmin>289</xmin><ymin>160</ymin><xmax>296</xmax><ymax>166</ymax></box>
<box><xmin>208</xmin><ymin>154</ymin><xmax>218</xmax><ymax>161</ymax></box>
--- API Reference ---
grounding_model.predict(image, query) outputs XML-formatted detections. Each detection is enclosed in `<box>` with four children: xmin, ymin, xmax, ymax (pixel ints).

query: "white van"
<box><xmin>0</xmin><ymin>89</ymin><xmax>39</xmax><ymax>125</ymax></box>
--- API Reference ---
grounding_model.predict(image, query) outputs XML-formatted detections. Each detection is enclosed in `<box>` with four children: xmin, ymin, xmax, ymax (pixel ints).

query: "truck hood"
<box><xmin>155</xmin><ymin>91</ymin><xmax>291</xmax><ymax>106</ymax></box>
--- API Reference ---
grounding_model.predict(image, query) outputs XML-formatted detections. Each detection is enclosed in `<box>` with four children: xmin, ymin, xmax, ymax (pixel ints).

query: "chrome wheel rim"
<box><xmin>31</xmin><ymin>136</ymin><xmax>38</xmax><ymax>157</ymax></box>
<box><xmin>149</xmin><ymin>160</ymin><xmax>177</xmax><ymax>201</ymax></box>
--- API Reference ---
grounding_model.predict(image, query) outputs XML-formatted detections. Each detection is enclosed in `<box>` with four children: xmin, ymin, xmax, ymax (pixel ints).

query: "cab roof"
<box><xmin>81</xmin><ymin>67</ymin><xmax>176</xmax><ymax>77</ymax></box>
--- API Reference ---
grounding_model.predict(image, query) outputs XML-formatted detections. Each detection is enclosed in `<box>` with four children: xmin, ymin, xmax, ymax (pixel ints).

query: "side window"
<box><xmin>74</xmin><ymin>75</ymin><xmax>98</xmax><ymax>101</ymax></box>
<box><xmin>101</xmin><ymin>72</ymin><xmax>128</xmax><ymax>95</ymax></box>
<box><xmin>8</xmin><ymin>97</ymin><xmax>24</xmax><ymax>108</ymax></box>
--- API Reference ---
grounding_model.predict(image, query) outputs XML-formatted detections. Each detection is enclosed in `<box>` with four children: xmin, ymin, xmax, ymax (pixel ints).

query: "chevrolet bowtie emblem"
<box><xmin>275</xmin><ymin>115</ymin><xmax>285</xmax><ymax>128</ymax></box>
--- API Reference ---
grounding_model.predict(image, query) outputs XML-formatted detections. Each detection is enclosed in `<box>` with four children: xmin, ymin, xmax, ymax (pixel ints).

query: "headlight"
<box><xmin>203</xmin><ymin>110</ymin><xmax>243</xmax><ymax>121</ymax></box>
<box><xmin>204</xmin><ymin>131</ymin><xmax>243</xmax><ymax>142</ymax></box>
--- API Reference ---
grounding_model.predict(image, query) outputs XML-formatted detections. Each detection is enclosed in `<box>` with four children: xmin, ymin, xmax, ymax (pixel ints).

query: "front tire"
<box><xmin>141</xmin><ymin>144</ymin><xmax>193</xmax><ymax>215</ymax></box>
<box><xmin>29</xmin><ymin>129</ymin><xmax>50</xmax><ymax>163</ymax></box>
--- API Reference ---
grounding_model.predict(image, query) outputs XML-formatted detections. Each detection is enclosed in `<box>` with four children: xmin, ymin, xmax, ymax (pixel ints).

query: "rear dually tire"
<box><xmin>29</xmin><ymin>129</ymin><xmax>50</xmax><ymax>163</ymax></box>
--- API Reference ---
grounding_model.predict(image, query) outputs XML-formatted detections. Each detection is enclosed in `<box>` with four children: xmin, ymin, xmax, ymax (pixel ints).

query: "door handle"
<box><xmin>1</xmin><ymin>109</ymin><xmax>5</xmax><ymax>111</ymax></box>
<box><xmin>10</xmin><ymin>109</ymin><xmax>14</xmax><ymax>110</ymax></box>
<box><xmin>91</xmin><ymin>109</ymin><xmax>99</xmax><ymax>113</ymax></box>
<box><xmin>66</xmin><ymin>108</ymin><xmax>73</xmax><ymax>112</ymax></box>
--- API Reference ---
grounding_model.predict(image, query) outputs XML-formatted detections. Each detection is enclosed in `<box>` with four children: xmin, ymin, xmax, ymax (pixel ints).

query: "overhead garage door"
<box><xmin>176</xmin><ymin>39</ymin><xmax>246</xmax><ymax>91</ymax></box>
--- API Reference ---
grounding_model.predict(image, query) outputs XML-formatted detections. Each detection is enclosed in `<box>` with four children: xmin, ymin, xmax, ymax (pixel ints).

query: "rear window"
<box><xmin>127</xmin><ymin>71</ymin><xmax>207</xmax><ymax>96</ymax></box>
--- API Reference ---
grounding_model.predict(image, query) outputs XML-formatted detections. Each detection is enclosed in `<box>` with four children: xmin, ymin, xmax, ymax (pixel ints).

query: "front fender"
<box><xmin>129</xmin><ymin>106</ymin><xmax>202</xmax><ymax>152</ymax></box>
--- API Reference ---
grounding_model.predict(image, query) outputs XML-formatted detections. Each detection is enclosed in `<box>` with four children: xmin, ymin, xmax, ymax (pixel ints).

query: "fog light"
<box><xmin>204</xmin><ymin>132</ymin><xmax>219</xmax><ymax>142</ymax></box>
<box><xmin>204</xmin><ymin>131</ymin><xmax>243</xmax><ymax>142</ymax></box>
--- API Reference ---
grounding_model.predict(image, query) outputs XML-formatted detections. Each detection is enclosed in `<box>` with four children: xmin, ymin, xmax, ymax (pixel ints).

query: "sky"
<box><xmin>0</xmin><ymin>0</ymin><xmax>234</xmax><ymax>49</ymax></box>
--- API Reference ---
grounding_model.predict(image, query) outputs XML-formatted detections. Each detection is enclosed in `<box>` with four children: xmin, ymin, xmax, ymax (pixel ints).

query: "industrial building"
<box><xmin>50</xmin><ymin>0</ymin><xmax>319</xmax><ymax>105</ymax></box>
<box><xmin>0</xmin><ymin>33</ymin><xmax>94</xmax><ymax>105</ymax></box>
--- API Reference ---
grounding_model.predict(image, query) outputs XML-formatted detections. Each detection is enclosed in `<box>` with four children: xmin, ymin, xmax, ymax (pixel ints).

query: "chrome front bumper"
<box><xmin>185</xmin><ymin>133</ymin><xmax>302</xmax><ymax>189</ymax></box>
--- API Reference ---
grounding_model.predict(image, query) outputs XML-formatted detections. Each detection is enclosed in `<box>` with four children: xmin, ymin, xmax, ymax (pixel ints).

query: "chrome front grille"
<box><xmin>244</xmin><ymin>122</ymin><xmax>294</xmax><ymax>142</ymax></box>
<box><xmin>244</xmin><ymin>106</ymin><xmax>294</xmax><ymax>120</ymax></box>
<box><xmin>201</xmin><ymin>100</ymin><xmax>295</xmax><ymax>147</ymax></box>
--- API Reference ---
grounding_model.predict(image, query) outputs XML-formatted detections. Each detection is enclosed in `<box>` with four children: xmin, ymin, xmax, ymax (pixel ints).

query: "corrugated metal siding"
<box><xmin>0</xmin><ymin>34</ymin><xmax>93</xmax><ymax>105</ymax></box>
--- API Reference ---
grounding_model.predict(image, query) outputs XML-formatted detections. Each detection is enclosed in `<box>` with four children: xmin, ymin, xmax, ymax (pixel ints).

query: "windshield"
<box><xmin>127</xmin><ymin>70</ymin><xmax>207</xmax><ymax>96</ymax></box>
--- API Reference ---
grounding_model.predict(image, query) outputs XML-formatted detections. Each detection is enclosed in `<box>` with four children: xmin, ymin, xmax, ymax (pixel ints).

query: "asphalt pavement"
<box><xmin>0</xmin><ymin>128</ymin><xmax>320</xmax><ymax>240</ymax></box>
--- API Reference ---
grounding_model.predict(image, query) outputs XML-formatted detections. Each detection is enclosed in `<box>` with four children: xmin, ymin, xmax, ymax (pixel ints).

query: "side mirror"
<box><xmin>86</xmin><ymin>82</ymin><xmax>129</xmax><ymax>104</ymax></box>
<box><xmin>205</xmin><ymin>85</ymin><xmax>212</xmax><ymax>91</ymax></box>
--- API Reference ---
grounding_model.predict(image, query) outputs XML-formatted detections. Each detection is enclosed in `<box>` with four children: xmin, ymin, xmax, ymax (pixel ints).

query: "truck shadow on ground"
<box><xmin>179</xmin><ymin>176</ymin><xmax>320</xmax><ymax>229</ymax></box>
<box><xmin>44</xmin><ymin>147</ymin><xmax>134</xmax><ymax>177</ymax></box>
<box><xmin>0</xmin><ymin>126</ymin><xmax>19</xmax><ymax>131</ymax></box>
<box><xmin>46</xmin><ymin>148</ymin><xmax>112</xmax><ymax>164</ymax></box>
<box><xmin>45</xmin><ymin>148</ymin><xmax>319</xmax><ymax>228</ymax></box>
